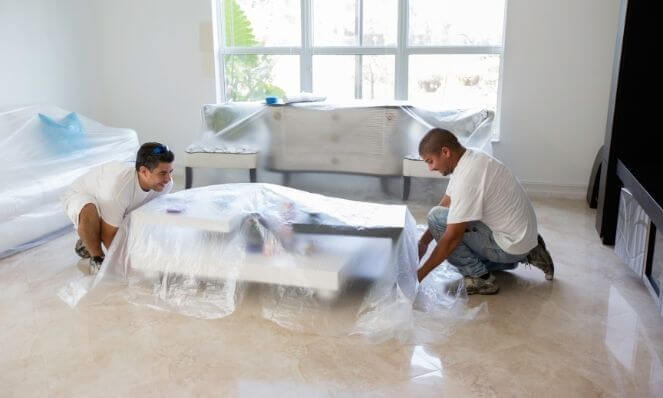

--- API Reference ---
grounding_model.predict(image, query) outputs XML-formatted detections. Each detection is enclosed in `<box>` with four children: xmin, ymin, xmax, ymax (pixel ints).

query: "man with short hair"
<box><xmin>417</xmin><ymin>128</ymin><xmax>554</xmax><ymax>294</ymax></box>
<box><xmin>61</xmin><ymin>142</ymin><xmax>174</xmax><ymax>274</ymax></box>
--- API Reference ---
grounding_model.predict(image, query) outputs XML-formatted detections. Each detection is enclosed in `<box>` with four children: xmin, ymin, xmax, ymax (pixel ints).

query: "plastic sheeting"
<box><xmin>59</xmin><ymin>183</ymin><xmax>484</xmax><ymax>343</ymax></box>
<box><xmin>0</xmin><ymin>105</ymin><xmax>139</xmax><ymax>258</ymax></box>
<box><xmin>188</xmin><ymin>102</ymin><xmax>494</xmax><ymax>175</ymax></box>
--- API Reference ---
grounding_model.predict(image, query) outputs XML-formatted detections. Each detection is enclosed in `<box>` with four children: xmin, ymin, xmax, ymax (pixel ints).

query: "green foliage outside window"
<box><xmin>224</xmin><ymin>0</ymin><xmax>286</xmax><ymax>101</ymax></box>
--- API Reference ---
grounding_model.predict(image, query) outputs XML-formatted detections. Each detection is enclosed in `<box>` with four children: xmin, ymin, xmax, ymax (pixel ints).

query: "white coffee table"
<box><xmin>127</xmin><ymin>203</ymin><xmax>405</xmax><ymax>291</ymax></box>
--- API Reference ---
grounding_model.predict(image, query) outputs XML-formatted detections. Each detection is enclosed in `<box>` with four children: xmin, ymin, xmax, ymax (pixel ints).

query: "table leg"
<box><xmin>185</xmin><ymin>167</ymin><xmax>193</xmax><ymax>189</ymax></box>
<box><xmin>402</xmin><ymin>176</ymin><xmax>411</xmax><ymax>201</ymax></box>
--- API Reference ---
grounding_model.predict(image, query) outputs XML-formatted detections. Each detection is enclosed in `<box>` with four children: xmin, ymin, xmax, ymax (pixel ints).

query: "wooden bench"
<box><xmin>183</xmin><ymin>149</ymin><xmax>258</xmax><ymax>189</ymax></box>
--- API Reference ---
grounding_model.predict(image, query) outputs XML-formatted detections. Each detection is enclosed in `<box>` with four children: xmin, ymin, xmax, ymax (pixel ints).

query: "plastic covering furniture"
<box><xmin>129</xmin><ymin>189</ymin><xmax>405</xmax><ymax>291</ymax></box>
<box><xmin>60</xmin><ymin>183</ymin><xmax>480</xmax><ymax>342</ymax></box>
<box><xmin>185</xmin><ymin>101</ymin><xmax>494</xmax><ymax>193</ymax></box>
<box><xmin>0</xmin><ymin>105</ymin><xmax>139</xmax><ymax>258</ymax></box>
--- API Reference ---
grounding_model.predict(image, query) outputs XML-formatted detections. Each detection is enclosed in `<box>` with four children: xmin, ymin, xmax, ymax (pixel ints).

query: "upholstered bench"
<box><xmin>183</xmin><ymin>145</ymin><xmax>258</xmax><ymax>189</ymax></box>
<box><xmin>402</xmin><ymin>155</ymin><xmax>448</xmax><ymax>201</ymax></box>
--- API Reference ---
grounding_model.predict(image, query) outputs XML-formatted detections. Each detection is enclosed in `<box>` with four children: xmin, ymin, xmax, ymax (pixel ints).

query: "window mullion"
<box><xmin>355</xmin><ymin>0</ymin><xmax>363</xmax><ymax>99</ymax></box>
<box><xmin>301</xmin><ymin>0</ymin><xmax>313</xmax><ymax>93</ymax></box>
<box><xmin>395</xmin><ymin>0</ymin><xmax>408</xmax><ymax>100</ymax></box>
<box><xmin>313</xmin><ymin>47</ymin><xmax>395</xmax><ymax>55</ymax></box>
<box><xmin>214</xmin><ymin>0</ymin><xmax>226</xmax><ymax>103</ymax></box>
<box><xmin>408</xmin><ymin>46</ymin><xmax>503</xmax><ymax>55</ymax></box>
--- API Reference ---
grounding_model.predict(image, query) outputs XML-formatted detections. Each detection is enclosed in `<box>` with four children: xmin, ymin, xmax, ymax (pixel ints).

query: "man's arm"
<box><xmin>417</xmin><ymin>221</ymin><xmax>466</xmax><ymax>282</ymax></box>
<box><xmin>418</xmin><ymin>229</ymin><xmax>434</xmax><ymax>259</ymax></box>
<box><xmin>100</xmin><ymin>219</ymin><xmax>119</xmax><ymax>251</ymax></box>
<box><xmin>440</xmin><ymin>194</ymin><xmax>450</xmax><ymax>208</ymax></box>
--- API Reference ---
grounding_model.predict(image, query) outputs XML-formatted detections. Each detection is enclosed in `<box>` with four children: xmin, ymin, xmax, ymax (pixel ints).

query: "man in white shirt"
<box><xmin>61</xmin><ymin>142</ymin><xmax>174</xmax><ymax>274</ymax></box>
<box><xmin>416</xmin><ymin>128</ymin><xmax>554</xmax><ymax>294</ymax></box>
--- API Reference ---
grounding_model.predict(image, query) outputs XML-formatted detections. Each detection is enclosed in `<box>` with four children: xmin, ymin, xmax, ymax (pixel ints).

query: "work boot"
<box><xmin>75</xmin><ymin>239</ymin><xmax>91</xmax><ymax>259</ymax></box>
<box><xmin>526</xmin><ymin>234</ymin><xmax>555</xmax><ymax>280</ymax></box>
<box><xmin>464</xmin><ymin>273</ymin><xmax>499</xmax><ymax>295</ymax></box>
<box><xmin>89</xmin><ymin>256</ymin><xmax>104</xmax><ymax>275</ymax></box>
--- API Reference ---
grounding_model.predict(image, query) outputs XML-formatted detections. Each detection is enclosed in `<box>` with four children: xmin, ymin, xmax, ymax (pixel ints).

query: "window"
<box><xmin>214</xmin><ymin>0</ymin><xmax>506</xmax><ymax>112</ymax></box>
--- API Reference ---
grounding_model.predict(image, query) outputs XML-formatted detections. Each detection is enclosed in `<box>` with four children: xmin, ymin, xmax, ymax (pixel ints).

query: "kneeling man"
<box><xmin>61</xmin><ymin>142</ymin><xmax>174</xmax><ymax>274</ymax></box>
<box><xmin>417</xmin><ymin>128</ymin><xmax>554</xmax><ymax>294</ymax></box>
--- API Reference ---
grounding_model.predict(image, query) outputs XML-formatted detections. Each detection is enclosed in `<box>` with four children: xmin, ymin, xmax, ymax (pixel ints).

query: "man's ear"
<box><xmin>441</xmin><ymin>146</ymin><xmax>451</xmax><ymax>158</ymax></box>
<box><xmin>138</xmin><ymin>165</ymin><xmax>149</xmax><ymax>176</ymax></box>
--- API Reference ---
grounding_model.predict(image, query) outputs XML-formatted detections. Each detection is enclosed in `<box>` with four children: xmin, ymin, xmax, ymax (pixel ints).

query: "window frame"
<box><xmin>213</xmin><ymin>0</ymin><xmax>506</xmax><ymax>137</ymax></box>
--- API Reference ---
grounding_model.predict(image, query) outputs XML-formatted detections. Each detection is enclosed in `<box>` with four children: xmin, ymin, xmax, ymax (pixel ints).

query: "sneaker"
<box><xmin>89</xmin><ymin>256</ymin><xmax>104</xmax><ymax>275</ymax></box>
<box><xmin>464</xmin><ymin>273</ymin><xmax>499</xmax><ymax>295</ymax></box>
<box><xmin>526</xmin><ymin>234</ymin><xmax>555</xmax><ymax>280</ymax></box>
<box><xmin>75</xmin><ymin>239</ymin><xmax>91</xmax><ymax>259</ymax></box>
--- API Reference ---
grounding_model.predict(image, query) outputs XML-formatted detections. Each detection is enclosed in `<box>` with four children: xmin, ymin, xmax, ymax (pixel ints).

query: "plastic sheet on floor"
<box><xmin>59</xmin><ymin>183</ymin><xmax>484</xmax><ymax>342</ymax></box>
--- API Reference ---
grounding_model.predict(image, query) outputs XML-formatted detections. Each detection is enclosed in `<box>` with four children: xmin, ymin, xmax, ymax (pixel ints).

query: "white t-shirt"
<box><xmin>67</xmin><ymin>161</ymin><xmax>173</xmax><ymax>227</ymax></box>
<box><xmin>445</xmin><ymin>149</ymin><xmax>538</xmax><ymax>255</ymax></box>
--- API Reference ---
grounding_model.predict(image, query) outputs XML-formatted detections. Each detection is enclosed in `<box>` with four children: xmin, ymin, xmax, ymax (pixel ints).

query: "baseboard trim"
<box><xmin>521</xmin><ymin>181</ymin><xmax>587</xmax><ymax>200</ymax></box>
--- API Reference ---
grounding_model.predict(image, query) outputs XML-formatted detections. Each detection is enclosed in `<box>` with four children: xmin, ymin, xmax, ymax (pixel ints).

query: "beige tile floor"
<box><xmin>2</xmin><ymin>191</ymin><xmax>663</xmax><ymax>397</ymax></box>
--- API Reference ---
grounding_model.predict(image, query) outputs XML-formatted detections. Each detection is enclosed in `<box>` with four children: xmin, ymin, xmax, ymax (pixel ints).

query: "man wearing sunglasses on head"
<box><xmin>61</xmin><ymin>142</ymin><xmax>174</xmax><ymax>274</ymax></box>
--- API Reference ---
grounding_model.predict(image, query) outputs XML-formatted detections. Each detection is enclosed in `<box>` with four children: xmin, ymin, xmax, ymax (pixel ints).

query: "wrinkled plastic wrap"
<box><xmin>187</xmin><ymin>101</ymin><xmax>494</xmax><ymax>175</ymax></box>
<box><xmin>615</xmin><ymin>188</ymin><xmax>650</xmax><ymax>276</ymax></box>
<box><xmin>60</xmin><ymin>183</ymin><xmax>483</xmax><ymax>342</ymax></box>
<box><xmin>0</xmin><ymin>105</ymin><xmax>139</xmax><ymax>258</ymax></box>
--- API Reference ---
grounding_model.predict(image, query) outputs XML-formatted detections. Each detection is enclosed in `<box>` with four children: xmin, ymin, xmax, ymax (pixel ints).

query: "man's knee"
<box><xmin>428</xmin><ymin>206</ymin><xmax>449</xmax><ymax>227</ymax></box>
<box><xmin>78</xmin><ymin>203</ymin><xmax>100</xmax><ymax>226</ymax></box>
<box><xmin>80</xmin><ymin>203</ymin><xmax>98</xmax><ymax>215</ymax></box>
<box><xmin>427</xmin><ymin>206</ymin><xmax>449</xmax><ymax>239</ymax></box>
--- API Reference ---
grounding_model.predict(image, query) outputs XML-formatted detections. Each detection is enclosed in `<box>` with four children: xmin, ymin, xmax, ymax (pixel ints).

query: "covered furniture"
<box><xmin>0</xmin><ymin>105</ymin><xmax>138</xmax><ymax>257</ymax></box>
<box><xmin>59</xmin><ymin>183</ymin><xmax>481</xmax><ymax>341</ymax></box>
<box><xmin>127</xmin><ymin>183</ymin><xmax>406</xmax><ymax>291</ymax></box>
<box><xmin>185</xmin><ymin>102</ymin><xmax>494</xmax><ymax>195</ymax></box>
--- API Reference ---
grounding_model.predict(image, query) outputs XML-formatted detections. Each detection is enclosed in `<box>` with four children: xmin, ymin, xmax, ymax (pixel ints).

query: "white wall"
<box><xmin>90</xmin><ymin>0</ymin><xmax>216</xmax><ymax>162</ymax></box>
<box><xmin>85</xmin><ymin>0</ymin><xmax>620</xmax><ymax>191</ymax></box>
<box><xmin>2</xmin><ymin>0</ymin><xmax>623</xmax><ymax>192</ymax></box>
<box><xmin>495</xmin><ymin>0</ymin><xmax>621</xmax><ymax>193</ymax></box>
<box><xmin>0</xmin><ymin>0</ymin><xmax>97</xmax><ymax>114</ymax></box>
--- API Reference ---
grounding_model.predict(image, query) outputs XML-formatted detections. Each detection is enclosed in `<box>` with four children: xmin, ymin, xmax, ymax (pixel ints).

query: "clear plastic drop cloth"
<box><xmin>188</xmin><ymin>101</ymin><xmax>494</xmax><ymax>176</ymax></box>
<box><xmin>0</xmin><ymin>105</ymin><xmax>139</xmax><ymax>258</ymax></box>
<box><xmin>59</xmin><ymin>183</ymin><xmax>485</xmax><ymax>343</ymax></box>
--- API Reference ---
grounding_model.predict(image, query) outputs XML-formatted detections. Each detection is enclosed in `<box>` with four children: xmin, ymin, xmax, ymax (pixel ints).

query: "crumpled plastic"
<box><xmin>59</xmin><ymin>183</ymin><xmax>485</xmax><ymax>343</ymax></box>
<box><xmin>0</xmin><ymin>105</ymin><xmax>139</xmax><ymax>258</ymax></box>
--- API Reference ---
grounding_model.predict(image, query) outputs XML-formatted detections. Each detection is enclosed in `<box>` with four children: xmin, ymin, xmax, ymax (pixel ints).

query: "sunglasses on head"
<box><xmin>151</xmin><ymin>145</ymin><xmax>169</xmax><ymax>155</ymax></box>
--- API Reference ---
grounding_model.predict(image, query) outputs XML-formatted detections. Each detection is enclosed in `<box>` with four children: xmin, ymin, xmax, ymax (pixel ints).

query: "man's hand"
<box><xmin>417</xmin><ymin>265</ymin><xmax>430</xmax><ymax>282</ymax></box>
<box><xmin>417</xmin><ymin>222</ymin><xmax>466</xmax><ymax>283</ymax></box>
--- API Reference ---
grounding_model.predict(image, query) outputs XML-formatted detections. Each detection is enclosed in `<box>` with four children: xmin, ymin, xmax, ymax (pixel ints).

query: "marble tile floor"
<box><xmin>2</xmin><ymin>195</ymin><xmax>663</xmax><ymax>397</ymax></box>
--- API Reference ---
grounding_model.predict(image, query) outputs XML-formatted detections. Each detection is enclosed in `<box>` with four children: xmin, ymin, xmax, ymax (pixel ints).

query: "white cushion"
<box><xmin>403</xmin><ymin>158</ymin><xmax>447</xmax><ymax>179</ymax></box>
<box><xmin>184</xmin><ymin>151</ymin><xmax>258</xmax><ymax>169</ymax></box>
